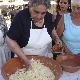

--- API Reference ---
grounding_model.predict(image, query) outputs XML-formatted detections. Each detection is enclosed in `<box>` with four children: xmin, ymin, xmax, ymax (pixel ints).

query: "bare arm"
<box><xmin>52</xmin><ymin>28</ymin><xmax>62</xmax><ymax>48</ymax></box>
<box><xmin>56</xmin><ymin>15</ymin><xmax>72</xmax><ymax>54</ymax></box>
<box><xmin>5</xmin><ymin>36</ymin><xmax>30</xmax><ymax>65</ymax></box>
<box><xmin>52</xmin><ymin>14</ymin><xmax>64</xmax><ymax>46</ymax></box>
<box><xmin>56</xmin><ymin>14</ymin><xmax>64</xmax><ymax>37</ymax></box>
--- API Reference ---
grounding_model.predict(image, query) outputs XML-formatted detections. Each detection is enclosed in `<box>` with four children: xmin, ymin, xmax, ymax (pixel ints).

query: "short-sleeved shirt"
<box><xmin>7</xmin><ymin>8</ymin><xmax>54</xmax><ymax>48</ymax></box>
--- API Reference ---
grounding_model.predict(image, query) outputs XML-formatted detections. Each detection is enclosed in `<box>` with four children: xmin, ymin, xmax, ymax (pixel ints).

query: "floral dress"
<box><xmin>0</xmin><ymin>15</ymin><xmax>11</xmax><ymax>69</ymax></box>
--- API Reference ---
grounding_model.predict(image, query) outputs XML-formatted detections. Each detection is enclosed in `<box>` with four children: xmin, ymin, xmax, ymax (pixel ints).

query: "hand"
<box><xmin>52</xmin><ymin>38</ymin><xmax>63</xmax><ymax>52</ymax></box>
<box><xmin>55</xmin><ymin>38</ymin><xmax>62</xmax><ymax>48</ymax></box>
<box><xmin>53</xmin><ymin>28</ymin><xmax>62</xmax><ymax>48</ymax></box>
<box><xmin>52</xmin><ymin>44</ymin><xmax>62</xmax><ymax>52</ymax></box>
<box><xmin>24</xmin><ymin>58</ymin><xmax>31</xmax><ymax>70</ymax></box>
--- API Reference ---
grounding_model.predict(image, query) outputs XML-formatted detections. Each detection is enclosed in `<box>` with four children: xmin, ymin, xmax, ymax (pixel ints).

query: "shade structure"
<box><xmin>0</xmin><ymin>1</ymin><xmax>29</xmax><ymax>6</ymax></box>
<box><xmin>11</xmin><ymin>1</ymin><xmax>29</xmax><ymax>5</ymax></box>
<box><xmin>0</xmin><ymin>1</ymin><xmax>12</xmax><ymax>6</ymax></box>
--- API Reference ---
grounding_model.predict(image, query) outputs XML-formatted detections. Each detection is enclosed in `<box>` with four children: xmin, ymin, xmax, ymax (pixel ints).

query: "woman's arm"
<box><xmin>56</xmin><ymin>14</ymin><xmax>64</xmax><ymax>37</ymax></box>
<box><xmin>5</xmin><ymin>36</ymin><xmax>30</xmax><ymax>66</ymax></box>
<box><xmin>52</xmin><ymin>14</ymin><xmax>64</xmax><ymax>47</ymax></box>
<box><xmin>56</xmin><ymin>15</ymin><xmax>73</xmax><ymax>54</ymax></box>
<box><xmin>52</xmin><ymin>28</ymin><xmax>62</xmax><ymax>48</ymax></box>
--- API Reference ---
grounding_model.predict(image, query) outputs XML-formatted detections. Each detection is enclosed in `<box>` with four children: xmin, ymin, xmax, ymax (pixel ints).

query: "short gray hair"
<box><xmin>28</xmin><ymin>0</ymin><xmax>50</xmax><ymax>8</ymax></box>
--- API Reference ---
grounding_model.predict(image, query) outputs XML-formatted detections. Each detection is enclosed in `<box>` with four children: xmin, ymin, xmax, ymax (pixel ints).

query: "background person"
<box><xmin>56</xmin><ymin>0</ymin><xmax>80</xmax><ymax>55</ymax></box>
<box><xmin>55</xmin><ymin>0</ymin><xmax>71</xmax><ymax>28</ymax></box>
<box><xmin>0</xmin><ymin>15</ymin><xmax>11</xmax><ymax>69</ymax></box>
<box><xmin>52</xmin><ymin>0</ymin><xmax>71</xmax><ymax>59</ymax></box>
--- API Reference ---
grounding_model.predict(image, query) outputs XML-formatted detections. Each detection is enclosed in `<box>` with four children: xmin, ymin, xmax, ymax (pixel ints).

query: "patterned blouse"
<box><xmin>0</xmin><ymin>15</ymin><xmax>11</xmax><ymax>69</ymax></box>
<box><xmin>0</xmin><ymin>15</ymin><xmax>8</xmax><ymax>40</ymax></box>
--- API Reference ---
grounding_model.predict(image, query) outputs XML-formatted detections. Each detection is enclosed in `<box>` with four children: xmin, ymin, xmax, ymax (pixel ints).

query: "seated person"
<box><xmin>0</xmin><ymin>15</ymin><xmax>11</xmax><ymax>69</ymax></box>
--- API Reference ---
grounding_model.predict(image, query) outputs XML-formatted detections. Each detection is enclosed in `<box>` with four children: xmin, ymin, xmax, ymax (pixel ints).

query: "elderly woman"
<box><xmin>6</xmin><ymin>0</ymin><xmax>61</xmax><ymax>66</ymax></box>
<box><xmin>56</xmin><ymin>0</ymin><xmax>80</xmax><ymax>55</ymax></box>
<box><xmin>0</xmin><ymin>15</ymin><xmax>11</xmax><ymax>68</ymax></box>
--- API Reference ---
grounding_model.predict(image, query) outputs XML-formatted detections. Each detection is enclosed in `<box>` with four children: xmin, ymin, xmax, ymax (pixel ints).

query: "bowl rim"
<box><xmin>62</xmin><ymin>64</ymin><xmax>80</xmax><ymax>68</ymax></box>
<box><xmin>1</xmin><ymin>55</ymin><xmax>63</xmax><ymax>80</ymax></box>
<box><xmin>56</xmin><ymin>54</ymin><xmax>80</xmax><ymax>72</ymax></box>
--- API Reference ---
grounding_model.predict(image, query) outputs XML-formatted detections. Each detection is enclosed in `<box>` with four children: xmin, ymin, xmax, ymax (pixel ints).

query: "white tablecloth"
<box><xmin>0</xmin><ymin>69</ymin><xmax>80</xmax><ymax>80</ymax></box>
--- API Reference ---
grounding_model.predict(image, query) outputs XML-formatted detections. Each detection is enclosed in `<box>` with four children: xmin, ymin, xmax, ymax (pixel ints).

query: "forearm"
<box><xmin>56</xmin><ymin>15</ymin><xmax>64</xmax><ymax>37</ymax></box>
<box><xmin>52</xmin><ymin>28</ymin><xmax>60</xmax><ymax>43</ymax></box>
<box><xmin>5</xmin><ymin>36</ymin><xmax>28</xmax><ymax>62</ymax></box>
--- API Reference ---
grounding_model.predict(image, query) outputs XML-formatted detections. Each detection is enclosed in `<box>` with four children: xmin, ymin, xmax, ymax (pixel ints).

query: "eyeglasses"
<box><xmin>33</xmin><ymin>10</ymin><xmax>46</xmax><ymax>15</ymax></box>
<box><xmin>60</xmin><ymin>2</ymin><xmax>68</xmax><ymax>5</ymax></box>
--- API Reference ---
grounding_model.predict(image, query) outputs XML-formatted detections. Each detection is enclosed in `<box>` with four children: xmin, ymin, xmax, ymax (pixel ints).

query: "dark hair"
<box><xmin>56</xmin><ymin>0</ymin><xmax>71</xmax><ymax>12</ymax></box>
<box><xmin>28</xmin><ymin>0</ymin><xmax>51</xmax><ymax>8</ymax></box>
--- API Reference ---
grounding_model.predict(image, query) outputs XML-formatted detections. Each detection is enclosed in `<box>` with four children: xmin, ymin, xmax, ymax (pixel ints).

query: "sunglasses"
<box><xmin>33</xmin><ymin>10</ymin><xmax>46</xmax><ymax>15</ymax></box>
<box><xmin>60</xmin><ymin>2</ymin><xmax>68</xmax><ymax>4</ymax></box>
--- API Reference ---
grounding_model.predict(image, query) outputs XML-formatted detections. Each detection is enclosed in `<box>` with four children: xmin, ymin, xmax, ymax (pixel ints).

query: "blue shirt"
<box><xmin>62</xmin><ymin>13</ymin><xmax>80</xmax><ymax>54</ymax></box>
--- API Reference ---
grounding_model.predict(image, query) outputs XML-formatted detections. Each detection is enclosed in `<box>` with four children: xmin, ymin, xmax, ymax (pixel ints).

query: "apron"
<box><xmin>22</xmin><ymin>21</ymin><xmax>53</xmax><ymax>58</ymax></box>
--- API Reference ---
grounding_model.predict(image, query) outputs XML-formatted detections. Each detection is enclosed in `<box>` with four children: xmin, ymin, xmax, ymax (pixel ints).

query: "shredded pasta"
<box><xmin>9</xmin><ymin>59</ymin><xmax>55</xmax><ymax>80</ymax></box>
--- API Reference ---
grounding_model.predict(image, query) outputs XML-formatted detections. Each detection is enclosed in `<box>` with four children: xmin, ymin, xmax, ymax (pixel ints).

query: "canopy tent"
<box><xmin>50</xmin><ymin>1</ymin><xmax>57</xmax><ymax>5</ymax></box>
<box><xmin>11</xmin><ymin>1</ymin><xmax>29</xmax><ymax>6</ymax></box>
<box><xmin>0</xmin><ymin>1</ymin><xmax>57</xmax><ymax>6</ymax></box>
<box><xmin>0</xmin><ymin>1</ymin><xmax>29</xmax><ymax>6</ymax></box>
<box><xmin>0</xmin><ymin>1</ymin><xmax>12</xmax><ymax>6</ymax></box>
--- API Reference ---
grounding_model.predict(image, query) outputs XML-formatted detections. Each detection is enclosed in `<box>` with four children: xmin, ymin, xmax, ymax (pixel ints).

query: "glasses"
<box><xmin>72</xmin><ymin>6</ymin><xmax>80</xmax><ymax>10</ymax></box>
<box><xmin>33</xmin><ymin>10</ymin><xmax>46</xmax><ymax>15</ymax></box>
<box><xmin>60</xmin><ymin>2</ymin><xmax>68</xmax><ymax>5</ymax></box>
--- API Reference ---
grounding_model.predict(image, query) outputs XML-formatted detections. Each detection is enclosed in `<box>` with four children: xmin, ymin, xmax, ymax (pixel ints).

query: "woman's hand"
<box><xmin>52</xmin><ymin>38</ymin><xmax>62</xmax><ymax>52</ymax></box>
<box><xmin>23</xmin><ymin>58</ymin><xmax>31</xmax><ymax>70</ymax></box>
<box><xmin>52</xmin><ymin>44</ymin><xmax>62</xmax><ymax>52</ymax></box>
<box><xmin>52</xmin><ymin>28</ymin><xmax>62</xmax><ymax>48</ymax></box>
<box><xmin>55</xmin><ymin>38</ymin><xmax>62</xmax><ymax>48</ymax></box>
